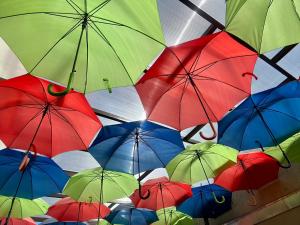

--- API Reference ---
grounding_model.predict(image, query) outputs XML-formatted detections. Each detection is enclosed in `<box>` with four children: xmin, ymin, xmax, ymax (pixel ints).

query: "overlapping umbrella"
<box><xmin>153</xmin><ymin>207</ymin><xmax>194</xmax><ymax>225</ymax></box>
<box><xmin>0</xmin><ymin>0</ymin><xmax>165</xmax><ymax>94</ymax></box>
<box><xmin>0</xmin><ymin>218</ymin><xmax>35</xmax><ymax>225</ymax></box>
<box><xmin>136</xmin><ymin>31</ymin><xmax>257</xmax><ymax>138</ymax></box>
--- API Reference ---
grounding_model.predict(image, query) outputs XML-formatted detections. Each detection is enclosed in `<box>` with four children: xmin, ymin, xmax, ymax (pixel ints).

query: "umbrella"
<box><xmin>177</xmin><ymin>185</ymin><xmax>232</xmax><ymax>225</ymax></box>
<box><xmin>0</xmin><ymin>196</ymin><xmax>49</xmax><ymax>225</ymax></box>
<box><xmin>226</xmin><ymin>0</ymin><xmax>300</xmax><ymax>53</ymax></box>
<box><xmin>42</xmin><ymin>223</ymin><xmax>86</xmax><ymax>225</ymax></box>
<box><xmin>214</xmin><ymin>152</ymin><xmax>279</xmax><ymax>205</ymax></box>
<box><xmin>0</xmin><ymin>218</ymin><xmax>35</xmax><ymax>225</ymax></box>
<box><xmin>63</xmin><ymin>167</ymin><xmax>138</xmax><ymax>203</ymax></box>
<box><xmin>0</xmin><ymin>74</ymin><xmax>102</xmax><ymax>157</ymax></box>
<box><xmin>135</xmin><ymin>31</ymin><xmax>257</xmax><ymax>138</ymax></box>
<box><xmin>0</xmin><ymin>149</ymin><xmax>68</xmax><ymax>199</ymax></box>
<box><xmin>47</xmin><ymin>197</ymin><xmax>110</xmax><ymax>222</ymax></box>
<box><xmin>0</xmin><ymin>0</ymin><xmax>165</xmax><ymax>94</ymax></box>
<box><xmin>218</xmin><ymin>80</ymin><xmax>300</xmax><ymax>168</ymax></box>
<box><xmin>89</xmin><ymin>120</ymin><xmax>184</xmax><ymax>198</ymax></box>
<box><xmin>130</xmin><ymin>177</ymin><xmax>192</xmax><ymax>225</ymax></box>
<box><xmin>153</xmin><ymin>207</ymin><xmax>194</xmax><ymax>225</ymax></box>
<box><xmin>166</xmin><ymin>142</ymin><xmax>238</xmax><ymax>203</ymax></box>
<box><xmin>265</xmin><ymin>132</ymin><xmax>300</xmax><ymax>164</ymax></box>
<box><xmin>106</xmin><ymin>208</ymin><xmax>158</xmax><ymax>225</ymax></box>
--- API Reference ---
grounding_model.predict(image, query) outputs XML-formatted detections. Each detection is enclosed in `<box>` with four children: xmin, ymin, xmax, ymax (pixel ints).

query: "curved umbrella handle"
<box><xmin>200</xmin><ymin>120</ymin><xmax>217</xmax><ymax>140</ymax></box>
<box><xmin>256</xmin><ymin>140</ymin><xmax>291</xmax><ymax>169</ymax></box>
<box><xmin>47</xmin><ymin>71</ymin><xmax>75</xmax><ymax>96</ymax></box>
<box><xmin>211</xmin><ymin>191</ymin><xmax>225</xmax><ymax>204</ymax></box>
<box><xmin>19</xmin><ymin>155</ymin><xmax>30</xmax><ymax>171</ymax></box>
<box><xmin>242</xmin><ymin>72</ymin><xmax>258</xmax><ymax>80</ymax></box>
<box><xmin>138</xmin><ymin>181</ymin><xmax>150</xmax><ymax>200</ymax></box>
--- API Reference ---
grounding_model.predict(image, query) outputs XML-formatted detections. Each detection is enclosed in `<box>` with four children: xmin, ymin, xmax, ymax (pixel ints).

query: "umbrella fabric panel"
<box><xmin>153</xmin><ymin>208</ymin><xmax>194</xmax><ymax>225</ymax></box>
<box><xmin>226</xmin><ymin>0</ymin><xmax>300</xmax><ymax>53</ymax></box>
<box><xmin>177</xmin><ymin>184</ymin><xmax>232</xmax><ymax>218</ymax></box>
<box><xmin>218</xmin><ymin>80</ymin><xmax>300</xmax><ymax>150</ymax></box>
<box><xmin>0</xmin><ymin>196</ymin><xmax>49</xmax><ymax>218</ymax></box>
<box><xmin>89</xmin><ymin>120</ymin><xmax>184</xmax><ymax>174</ymax></box>
<box><xmin>0</xmin><ymin>75</ymin><xmax>101</xmax><ymax>157</ymax></box>
<box><xmin>0</xmin><ymin>149</ymin><xmax>69</xmax><ymax>199</ymax></box>
<box><xmin>136</xmin><ymin>31</ymin><xmax>257</xmax><ymax>130</ymax></box>
<box><xmin>0</xmin><ymin>0</ymin><xmax>165</xmax><ymax>92</ymax></box>
<box><xmin>0</xmin><ymin>218</ymin><xmax>35</xmax><ymax>225</ymax></box>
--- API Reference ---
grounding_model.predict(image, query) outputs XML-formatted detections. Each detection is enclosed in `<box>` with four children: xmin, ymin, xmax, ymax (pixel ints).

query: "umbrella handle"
<box><xmin>19</xmin><ymin>155</ymin><xmax>30</xmax><ymax>171</ymax></box>
<box><xmin>138</xmin><ymin>183</ymin><xmax>150</xmax><ymax>200</ymax></box>
<box><xmin>248</xmin><ymin>193</ymin><xmax>257</xmax><ymax>206</ymax></box>
<box><xmin>200</xmin><ymin>120</ymin><xmax>217</xmax><ymax>140</ymax></box>
<box><xmin>47</xmin><ymin>71</ymin><xmax>75</xmax><ymax>96</ymax></box>
<box><xmin>212</xmin><ymin>191</ymin><xmax>225</xmax><ymax>204</ymax></box>
<box><xmin>103</xmin><ymin>78</ymin><xmax>112</xmax><ymax>93</ymax></box>
<box><xmin>242</xmin><ymin>72</ymin><xmax>258</xmax><ymax>80</ymax></box>
<box><xmin>255</xmin><ymin>140</ymin><xmax>291</xmax><ymax>169</ymax></box>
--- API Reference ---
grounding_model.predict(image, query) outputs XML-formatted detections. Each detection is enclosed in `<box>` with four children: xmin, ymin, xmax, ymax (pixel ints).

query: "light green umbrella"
<box><xmin>226</xmin><ymin>0</ymin><xmax>300</xmax><ymax>53</ymax></box>
<box><xmin>63</xmin><ymin>167</ymin><xmax>138</xmax><ymax>203</ymax></box>
<box><xmin>0</xmin><ymin>0</ymin><xmax>165</xmax><ymax>94</ymax></box>
<box><xmin>153</xmin><ymin>207</ymin><xmax>194</xmax><ymax>225</ymax></box>
<box><xmin>0</xmin><ymin>195</ymin><xmax>49</xmax><ymax>219</ymax></box>
<box><xmin>265</xmin><ymin>132</ymin><xmax>300</xmax><ymax>164</ymax></box>
<box><xmin>166</xmin><ymin>142</ymin><xmax>238</xmax><ymax>203</ymax></box>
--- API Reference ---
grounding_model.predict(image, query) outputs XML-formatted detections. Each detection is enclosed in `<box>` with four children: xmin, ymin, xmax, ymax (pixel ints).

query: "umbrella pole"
<box><xmin>188</xmin><ymin>76</ymin><xmax>217</xmax><ymax>140</ymax></box>
<box><xmin>96</xmin><ymin>170</ymin><xmax>104</xmax><ymax>225</ymax></box>
<box><xmin>239</xmin><ymin>160</ymin><xmax>257</xmax><ymax>206</ymax></box>
<box><xmin>159</xmin><ymin>183</ymin><xmax>168</xmax><ymax>225</ymax></box>
<box><xmin>76</xmin><ymin>202</ymin><xmax>81</xmax><ymax>225</ymax></box>
<box><xmin>196</xmin><ymin>151</ymin><xmax>225</xmax><ymax>204</ymax></box>
<box><xmin>252</xmin><ymin>101</ymin><xmax>291</xmax><ymax>168</ymax></box>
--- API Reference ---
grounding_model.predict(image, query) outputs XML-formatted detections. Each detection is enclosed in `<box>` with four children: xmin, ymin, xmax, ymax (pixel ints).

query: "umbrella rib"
<box><xmin>178</xmin><ymin>79</ymin><xmax>189</xmax><ymax>130</ymax></box>
<box><xmin>291</xmin><ymin>0</ymin><xmax>300</xmax><ymax>21</ymax></box>
<box><xmin>89</xmin><ymin>0</ymin><xmax>112</xmax><ymax>16</ymax></box>
<box><xmin>259</xmin><ymin>107</ymin><xmax>300</xmax><ymax>123</ymax></box>
<box><xmin>88</xmin><ymin>20</ymin><xmax>134</xmax><ymax>86</ymax></box>
<box><xmin>83</xmin><ymin>22</ymin><xmax>89</xmax><ymax>94</ymax></box>
<box><xmin>0</xmin><ymin>12</ymin><xmax>81</xmax><ymax>20</ymax></box>
<box><xmin>188</xmin><ymin>49</ymin><xmax>202</xmax><ymax>73</ymax></box>
<box><xmin>47</xmin><ymin>107</ymin><xmax>54</xmax><ymax>157</ymax></box>
<box><xmin>225</xmin><ymin>0</ymin><xmax>249</xmax><ymax>28</ymax></box>
<box><xmin>43</xmin><ymin>12</ymin><xmax>82</xmax><ymax>20</ymax></box>
<box><xmin>65</xmin><ymin>0</ymin><xmax>85</xmax><ymax>14</ymax></box>
<box><xmin>28</xmin><ymin>19</ymin><xmax>82</xmax><ymax>74</ymax></box>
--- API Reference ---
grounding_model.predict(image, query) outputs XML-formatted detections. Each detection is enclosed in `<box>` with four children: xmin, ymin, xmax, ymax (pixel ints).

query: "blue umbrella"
<box><xmin>177</xmin><ymin>184</ymin><xmax>232</xmax><ymax>225</ymax></box>
<box><xmin>218</xmin><ymin>80</ymin><xmax>300</xmax><ymax>168</ymax></box>
<box><xmin>0</xmin><ymin>149</ymin><xmax>69</xmax><ymax>199</ymax></box>
<box><xmin>89</xmin><ymin>120</ymin><xmax>184</xmax><ymax>198</ymax></box>
<box><xmin>106</xmin><ymin>208</ymin><xmax>158</xmax><ymax>225</ymax></box>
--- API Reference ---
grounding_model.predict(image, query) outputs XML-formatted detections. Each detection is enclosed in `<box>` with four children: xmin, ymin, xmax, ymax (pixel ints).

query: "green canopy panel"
<box><xmin>226</xmin><ymin>0</ymin><xmax>300</xmax><ymax>53</ymax></box>
<box><xmin>0</xmin><ymin>0</ymin><xmax>165</xmax><ymax>93</ymax></box>
<box><xmin>153</xmin><ymin>207</ymin><xmax>194</xmax><ymax>225</ymax></box>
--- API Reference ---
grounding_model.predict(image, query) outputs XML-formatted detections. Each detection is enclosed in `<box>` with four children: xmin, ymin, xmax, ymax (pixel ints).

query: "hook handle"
<box><xmin>212</xmin><ymin>191</ymin><xmax>225</xmax><ymax>204</ymax></box>
<box><xmin>256</xmin><ymin>140</ymin><xmax>291</xmax><ymax>168</ymax></box>
<box><xmin>103</xmin><ymin>78</ymin><xmax>112</xmax><ymax>93</ymax></box>
<box><xmin>242</xmin><ymin>72</ymin><xmax>258</xmax><ymax>80</ymax></box>
<box><xmin>200</xmin><ymin>120</ymin><xmax>217</xmax><ymax>140</ymax></box>
<box><xmin>47</xmin><ymin>71</ymin><xmax>75</xmax><ymax>96</ymax></box>
<box><xmin>138</xmin><ymin>182</ymin><xmax>150</xmax><ymax>200</ymax></box>
<box><xmin>18</xmin><ymin>145</ymin><xmax>37</xmax><ymax>171</ymax></box>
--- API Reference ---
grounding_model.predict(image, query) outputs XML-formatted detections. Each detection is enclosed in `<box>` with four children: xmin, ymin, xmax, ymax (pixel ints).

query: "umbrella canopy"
<box><xmin>130</xmin><ymin>177</ymin><xmax>192</xmax><ymax>211</ymax></box>
<box><xmin>0</xmin><ymin>0</ymin><xmax>165</xmax><ymax>93</ymax></box>
<box><xmin>0</xmin><ymin>75</ymin><xmax>102</xmax><ymax>157</ymax></box>
<box><xmin>0</xmin><ymin>196</ymin><xmax>49</xmax><ymax>219</ymax></box>
<box><xmin>152</xmin><ymin>207</ymin><xmax>194</xmax><ymax>225</ymax></box>
<box><xmin>135</xmin><ymin>31</ymin><xmax>257</xmax><ymax>136</ymax></box>
<box><xmin>106</xmin><ymin>208</ymin><xmax>158</xmax><ymax>225</ymax></box>
<box><xmin>0</xmin><ymin>149</ymin><xmax>68</xmax><ymax>199</ymax></box>
<box><xmin>214</xmin><ymin>152</ymin><xmax>279</xmax><ymax>192</ymax></box>
<box><xmin>218</xmin><ymin>80</ymin><xmax>300</xmax><ymax>168</ymax></box>
<box><xmin>177</xmin><ymin>185</ymin><xmax>232</xmax><ymax>219</ymax></box>
<box><xmin>0</xmin><ymin>218</ymin><xmax>35</xmax><ymax>225</ymax></box>
<box><xmin>47</xmin><ymin>197</ymin><xmax>110</xmax><ymax>222</ymax></box>
<box><xmin>265</xmin><ymin>132</ymin><xmax>300</xmax><ymax>164</ymax></box>
<box><xmin>89</xmin><ymin>120</ymin><xmax>184</xmax><ymax>175</ymax></box>
<box><xmin>63</xmin><ymin>167</ymin><xmax>138</xmax><ymax>203</ymax></box>
<box><xmin>166</xmin><ymin>142</ymin><xmax>238</xmax><ymax>184</ymax></box>
<box><xmin>42</xmin><ymin>223</ymin><xmax>85</xmax><ymax>225</ymax></box>
<box><xmin>226</xmin><ymin>0</ymin><xmax>300</xmax><ymax>53</ymax></box>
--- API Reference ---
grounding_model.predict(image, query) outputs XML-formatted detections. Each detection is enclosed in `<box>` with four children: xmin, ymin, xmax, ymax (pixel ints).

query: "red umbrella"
<box><xmin>214</xmin><ymin>152</ymin><xmax>279</xmax><ymax>205</ymax></box>
<box><xmin>0</xmin><ymin>218</ymin><xmax>35</xmax><ymax>225</ymax></box>
<box><xmin>0</xmin><ymin>74</ymin><xmax>102</xmax><ymax>158</ymax></box>
<box><xmin>47</xmin><ymin>197</ymin><xmax>110</xmax><ymax>222</ymax></box>
<box><xmin>135</xmin><ymin>31</ymin><xmax>258</xmax><ymax>139</ymax></box>
<box><xmin>130</xmin><ymin>177</ymin><xmax>192</xmax><ymax>210</ymax></box>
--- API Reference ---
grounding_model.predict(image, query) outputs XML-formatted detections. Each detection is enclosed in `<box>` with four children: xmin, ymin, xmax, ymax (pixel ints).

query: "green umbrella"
<box><xmin>153</xmin><ymin>207</ymin><xmax>194</xmax><ymax>225</ymax></box>
<box><xmin>226</xmin><ymin>0</ymin><xmax>300</xmax><ymax>53</ymax></box>
<box><xmin>265</xmin><ymin>132</ymin><xmax>300</xmax><ymax>164</ymax></box>
<box><xmin>0</xmin><ymin>195</ymin><xmax>49</xmax><ymax>219</ymax></box>
<box><xmin>0</xmin><ymin>0</ymin><xmax>165</xmax><ymax>94</ymax></box>
<box><xmin>63</xmin><ymin>167</ymin><xmax>138</xmax><ymax>203</ymax></box>
<box><xmin>166</xmin><ymin>142</ymin><xmax>238</xmax><ymax>203</ymax></box>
